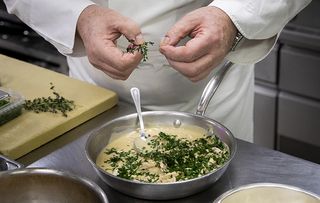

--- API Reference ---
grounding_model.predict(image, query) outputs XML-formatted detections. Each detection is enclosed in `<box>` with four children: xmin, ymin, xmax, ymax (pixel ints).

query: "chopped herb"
<box><xmin>103</xmin><ymin>132</ymin><xmax>230</xmax><ymax>183</ymax></box>
<box><xmin>23</xmin><ymin>83</ymin><xmax>75</xmax><ymax>117</ymax></box>
<box><xmin>126</xmin><ymin>40</ymin><xmax>154</xmax><ymax>62</ymax></box>
<box><xmin>0</xmin><ymin>99</ymin><xmax>23</xmax><ymax>126</ymax></box>
<box><xmin>0</xmin><ymin>99</ymin><xmax>9</xmax><ymax>108</ymax></box>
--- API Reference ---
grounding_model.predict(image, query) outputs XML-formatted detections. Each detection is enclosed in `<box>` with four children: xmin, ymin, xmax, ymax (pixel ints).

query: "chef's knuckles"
<box><xmin>158</xmin><ymin>7</ymin><xmax>236</xmax><ymax>82</ymax></box>
<box><xmin>77</xmin><ymin>5</ymin><xmax>144</xmax><ymax>80</ymax></box>
<box><xmin>78</xmin><ymin>5</ymin><xmax>236</xmax><ymax>81</ymax></box>
<box><xmin>167</xmin><ymin>54</ymin><xmax>220</xmax><ymax>82</ymax></box>
<box><xmin>87</xmin><ymin>53</ymin><xmax>140</xmax><ymax>80</ymax></box>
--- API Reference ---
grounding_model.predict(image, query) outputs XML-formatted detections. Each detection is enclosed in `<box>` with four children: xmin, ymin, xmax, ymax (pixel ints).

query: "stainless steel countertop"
<box><xmin>28</xmin><ymin>102</ymin><xmax>320</xmax><ymax>203</ymax></box>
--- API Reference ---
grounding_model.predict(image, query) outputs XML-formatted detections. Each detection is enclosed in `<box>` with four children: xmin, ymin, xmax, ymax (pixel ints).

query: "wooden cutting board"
<box><xmin>0</xmin><ymin>55</ymin><xmax>118</xmax><ymax>159</ymax></box>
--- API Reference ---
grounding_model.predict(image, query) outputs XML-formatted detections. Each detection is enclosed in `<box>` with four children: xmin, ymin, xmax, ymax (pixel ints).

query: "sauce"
<box><xmin>96</xmin><ymin>125</ymin><xmax>229</xmax><ymax>183</ymax></box>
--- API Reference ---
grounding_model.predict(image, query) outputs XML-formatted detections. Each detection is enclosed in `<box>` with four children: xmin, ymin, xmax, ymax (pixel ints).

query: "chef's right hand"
<box><xmin>77</xmin><ymin>5</ymin><xmax>143</xmax><ymax>80</ymax></box>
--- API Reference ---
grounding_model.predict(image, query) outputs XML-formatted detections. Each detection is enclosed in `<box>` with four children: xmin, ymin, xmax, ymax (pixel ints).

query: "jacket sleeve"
<box><xmin>209</xmin><ymin>0</ymin><xmax>311</xmax><ymax>64</ymax></box>
<box><xmin>3</xmin><ymin>0</ymin><xmax>96</xmax><ymax>56</ymax></box>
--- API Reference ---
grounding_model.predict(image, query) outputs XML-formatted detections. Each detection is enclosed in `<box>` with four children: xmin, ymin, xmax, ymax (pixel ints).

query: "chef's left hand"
<box><xmin>160</xmin><ymin>7</ymin><xmax>237</xmax><ymax>82</ymax></box>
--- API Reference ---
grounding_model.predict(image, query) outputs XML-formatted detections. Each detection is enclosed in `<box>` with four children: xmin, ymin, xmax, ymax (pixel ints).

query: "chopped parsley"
<box><xmin>0</xmin><ymin>99</ymin><xmax>9</xmax><ymax>108</ymax></box>
<box><xmin>103</xmin><ymin>132</ymin><xmax>230</xmax><ymax>183</ymax></box>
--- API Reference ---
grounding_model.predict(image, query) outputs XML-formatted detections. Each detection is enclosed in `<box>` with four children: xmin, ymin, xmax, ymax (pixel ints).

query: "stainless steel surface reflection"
<box><xmin>85</xmin><ymin>111</ymin><xmax>237</xmax><ymax>200</ymax></box>
<box><xmin>0</xmin><ymin>168</ymin><xmax>108</xmax><ymax>203</ymax></box>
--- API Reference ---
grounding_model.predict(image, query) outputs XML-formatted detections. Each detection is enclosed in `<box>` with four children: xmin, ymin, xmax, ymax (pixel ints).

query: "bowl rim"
<box><xmin>213</xmin><ymin>182</ymin><xmax>320</xmax><ymax>202</ymax></box>
<box><xmin>0</xmin><ymin>168</ymin><xmax>109</xmax><ymax>203</ymax></box>
<box><xmin>85</xmin><ymin>110</ymin><xmax>237</xmax><ymax>186</ymax></box>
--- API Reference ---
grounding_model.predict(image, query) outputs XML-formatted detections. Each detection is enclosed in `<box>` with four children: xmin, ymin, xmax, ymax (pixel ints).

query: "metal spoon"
<box><xmin>130</xmin><ymin>87</ymin><xmax>149</xmax><ymax>151</ymax></box>
<box><xmin>129</xmin><ymin>61</ymin><xmax>233</xmax><ymax>151</ymax></box>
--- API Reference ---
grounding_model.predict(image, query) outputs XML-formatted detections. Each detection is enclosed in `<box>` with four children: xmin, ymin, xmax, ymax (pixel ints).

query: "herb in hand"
<box><xmin>126</xmin><ymin>39</ymin><xmax>154</xmax><ymax>62</ymax></box>
<box><xmin>24</xmin><ymin>83</ymin><xmax>75</xmax><ymax>117</ymax></box>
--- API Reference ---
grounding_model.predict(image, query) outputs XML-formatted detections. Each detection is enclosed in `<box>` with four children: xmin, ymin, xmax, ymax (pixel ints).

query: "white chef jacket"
<box><xmin>4</xmin><ymin>0</ymin><xmax>311</xmax><ymax>142</ymax></box>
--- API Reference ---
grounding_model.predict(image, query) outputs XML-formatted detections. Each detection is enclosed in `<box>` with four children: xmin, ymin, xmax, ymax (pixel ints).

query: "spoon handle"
<box><xmin>130</xmin><ymin>87</ymin><xmax>145</xmax><ymax>134</ymax></box>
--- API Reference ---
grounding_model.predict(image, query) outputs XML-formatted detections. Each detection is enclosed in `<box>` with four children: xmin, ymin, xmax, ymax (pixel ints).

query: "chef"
<box><xmin>3</xmin><ymin>0</ymin><xmax>311</xmax><ymax>142</ymax></box>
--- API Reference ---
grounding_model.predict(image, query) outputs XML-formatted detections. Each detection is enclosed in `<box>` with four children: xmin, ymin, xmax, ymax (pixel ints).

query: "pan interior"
<box><xmin>87</xmin><ymin>111</ymin><xmax>236</xmax><ymax>176</ymax></box>
<box><xmin>85</xmin><ymin>111</ymin><xmax>237</xmax><ymax>199</ymax></box>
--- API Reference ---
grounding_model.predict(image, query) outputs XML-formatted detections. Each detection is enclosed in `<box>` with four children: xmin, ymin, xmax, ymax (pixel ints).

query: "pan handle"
<box><xmin>195</xmin><ymin>61</ymin><xmax>233</xmax><ymax>116</ymax></box>
<box><xmin>0</xmin><ymin>155</ymin><xmax>24</xmax><ymax>171</ymax></box>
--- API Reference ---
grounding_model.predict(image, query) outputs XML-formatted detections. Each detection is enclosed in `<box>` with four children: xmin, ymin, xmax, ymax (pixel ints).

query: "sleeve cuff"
<box><xmin>208</xmin><ymin>0</ymin><xmax>277</xmax><ymax>64</ymax></box>
<box><xmin>226</xmin><ymin>34</ymin><xmax>278</xmax><ymax>65</ymax></box>
<box><xmin>29</xmin><ymin>0</ymin><xmax>96</xmax><ymax>55</ymax></box>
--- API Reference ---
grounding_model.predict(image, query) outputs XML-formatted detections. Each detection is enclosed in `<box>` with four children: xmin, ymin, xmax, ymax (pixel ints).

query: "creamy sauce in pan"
<box><xmin>220</xmin><ymin>187</ymin><xmax>319</xmax><ymax>203</ymax></box>
<box><xmin>96</xmin><ymin>125</ymin><xmax>229</xmax><ymax>183</ymax></box>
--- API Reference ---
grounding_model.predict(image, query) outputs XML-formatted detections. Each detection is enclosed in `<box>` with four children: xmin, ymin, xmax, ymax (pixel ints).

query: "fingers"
<box><xmin>88</xmin><ymin>43</ymin><xmax>142</xmax><ymax>80</ymax></box>
<box><xmin>160</xmin><ymin>22</ymin><xmax>217</xmax><ymax>82</ymax></box>
<box><xmin>165</xmin><ymin>53</ymin><xmax>221</xmax><ymax>82</ymax></box>
<box><xmin>94</xmin><ymin>62</ymin><xmax>134</xmax><ymax>80</ymax></box>
<box><xmin>161</xmin><ymin>13</ymin><xmax>198</xmax><ymax>46</ymax></box>
<box><xmin>118</xmin><ymin>20</ymin><xmax>144</xmax><ymax>45</ymax></box>
<box><xmin>160</xmin><ymin>35</ymin><xmax>211</xmax><ymax>63</ymax></box>
<box><xmin>77</xmin><ymin>5</ymin><xmax>144</xmax><ymax>80</ymax></box>
<box><xmin>159</xmin><ymin>7</ymin><xmax>236</xmax><ymax>82</ymax></box>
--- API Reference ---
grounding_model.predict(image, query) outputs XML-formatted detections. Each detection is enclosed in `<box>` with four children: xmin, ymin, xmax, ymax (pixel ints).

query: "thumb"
<box><xmin>161</xmin><ymin>17</ymin><xmax>194</xmax><ymax>47</ymax></box>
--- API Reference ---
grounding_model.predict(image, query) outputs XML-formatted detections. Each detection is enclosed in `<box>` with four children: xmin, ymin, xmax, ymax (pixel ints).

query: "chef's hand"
<box><xmin>77</xmin><ymin>5</ymin><xmax>143</xmax><ymax>80</ymax></box>
<box><xmin>160</xmin><ymin>7</ymin><xmax>237</xmax><ymax>82</ymax></box>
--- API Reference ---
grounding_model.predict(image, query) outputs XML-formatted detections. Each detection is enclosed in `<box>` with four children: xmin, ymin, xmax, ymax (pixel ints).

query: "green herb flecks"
<box><xmin>126</xmin><ymin>40</ymin><xmax>154</xmax><ymax>62</ymax></box>
<box><xmin>23</xmin><ymin>83</ymin><xmax>75</xmax><ymax>117</ymax></box>
<box><xmin>104</xmin><ymin>132</ymin><xmax>230</xmax><ymax>183</ymax></box>
<box><xmin>0</xmin><ymin>99</ymin><xmax>9</xmax><ymax>108</ymax></box>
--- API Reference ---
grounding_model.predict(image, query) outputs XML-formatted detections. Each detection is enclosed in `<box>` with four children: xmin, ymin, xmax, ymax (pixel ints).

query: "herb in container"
<box><xmin>0</xmin><ymin>89</ymin><xmax>25</xmax><ymax>126</ymax></box>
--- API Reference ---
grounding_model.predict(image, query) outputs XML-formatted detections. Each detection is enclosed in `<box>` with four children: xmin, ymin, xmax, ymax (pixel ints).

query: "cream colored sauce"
<box><xmin>107</xmin><ymin>125</ymin><xmax>205</xmax><ymax>149</ymax></box>
<box><xmin>220</xmin><ymin>187</ymin><xmax>319</xmax><ymax>203</ymax></box>
<box><xmin>96</xmin><ymin>125</ymin><xmax>207</xmax><ymax>169</ymax></box>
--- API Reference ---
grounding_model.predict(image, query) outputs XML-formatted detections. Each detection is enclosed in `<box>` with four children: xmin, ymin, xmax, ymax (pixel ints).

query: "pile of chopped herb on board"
<box><xmin>104</xmin><ymin>132</ymin><xmax>230</xmax><ymax>183</ymax></box>
<box><xmin>24</xmin><ymin>83</ymin><xmax>75</xmax><ymax>117</ymax></box>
